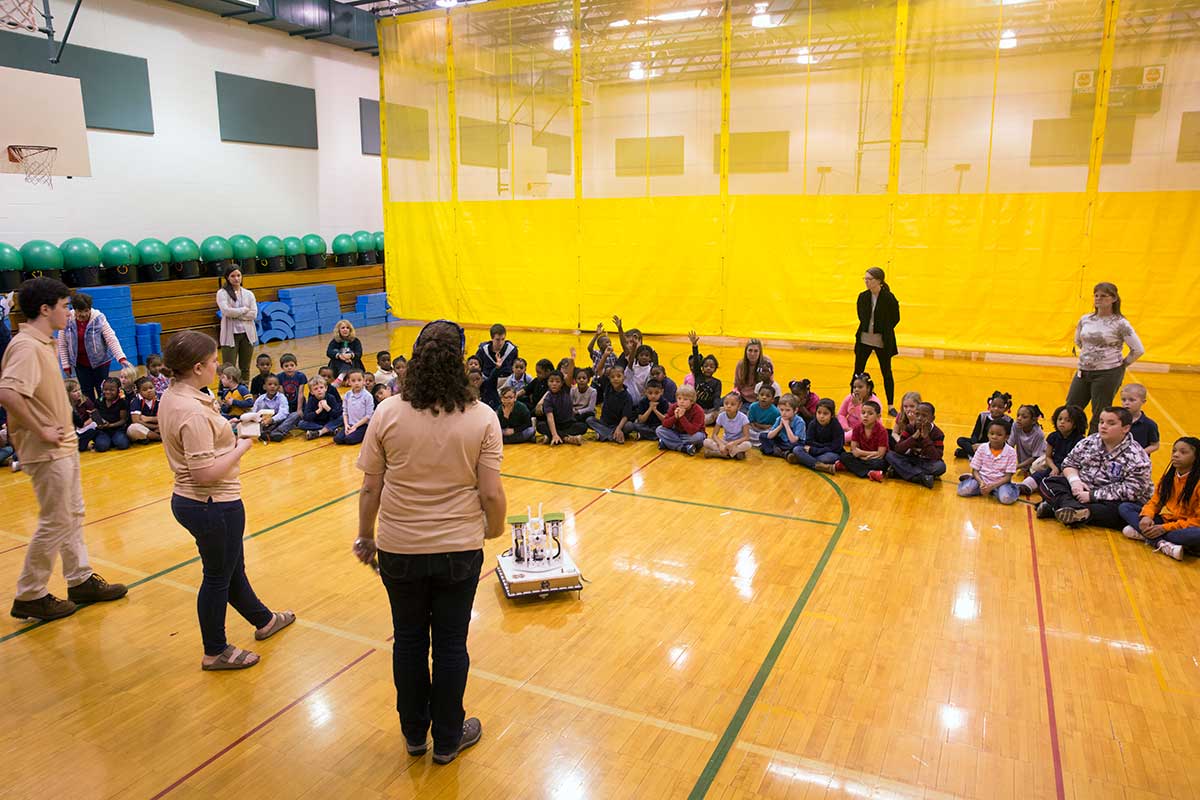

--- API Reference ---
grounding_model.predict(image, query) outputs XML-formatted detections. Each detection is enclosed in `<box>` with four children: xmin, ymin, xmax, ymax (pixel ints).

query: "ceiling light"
<box><xmin>651</xmin><ymin>8</ymin><xmax>705</xmax><ymax>22</ymax></box>
<box><xmin>552</xmin><ymin>28</ymin><xmax>570</xmax><ymax>51</ymax></box>
<box><xmin>609</xmin><ymin>18</ymin><xmax>630</xmax><ymax>27</ymax></box>
<box><xmin>435</xmin><ymin>0</ymin><xmax>457</xmax><ymax>7</ymax></box>
<box><xmin>999</xmin><ymin>29</ymin><xmax>1017</xmax><ymax>49</ymax></box>
<box><xmin>751</xmin><ymin>2</ymin><xmax>775</xmax><ymax>28</ymax></box>
<box><xmin>629</xmin><ymin>61</ymin><xmax>645</xmax><ymax>80</ymax></box>
<box><xmin>796</xmin><ymin>46</ymin><xmax>818</xmax><ymax>64</ymax></box>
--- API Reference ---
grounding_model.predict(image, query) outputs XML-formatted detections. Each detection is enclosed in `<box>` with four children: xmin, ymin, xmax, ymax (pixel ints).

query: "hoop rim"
<box><xmin>7</xmin><ymin>144</ymin><xmax>59</xmax><ymax>163</ymax></box>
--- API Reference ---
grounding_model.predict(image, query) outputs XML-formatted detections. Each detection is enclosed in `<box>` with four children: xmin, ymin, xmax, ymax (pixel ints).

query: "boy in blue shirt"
<box><xmin>747</xmin><ymin>385</ymin><xmax>782</xmax><ymax>447</ymax></box>
<box><xmin>277</xmin><ymin>353</ymin><xmax>307</xmax><ymax>414</ymax></box>
<box><xmin>761</xmin><ymin>394</ymin><xmax>806</xmax><ymax>458</ymax></box>
<box><xmin>631</xmin><ymin>379</ymin><xmax>669</xmax><ymax>440</ymax></box>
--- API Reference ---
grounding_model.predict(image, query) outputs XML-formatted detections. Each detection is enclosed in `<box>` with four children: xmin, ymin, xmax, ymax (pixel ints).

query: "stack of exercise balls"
<box><xmin>229</xmin><ymin>234</ymin><xmax>257</xmax><ymax>274</ymax></box>
<box><xmin>201</xmin><ymin>236</ymin><xmax>234</xmax><ymax>278</ymax></box>
<box><xmin>137</xmin><ymin>239</ymin><xmax>171</xmax><ymax>283</ymax></box>
<box><xmin>60</xmin><ymin>238</ymin><xmax>103</xmax><ymax>287</ymax></box>
<box><xmin>0</xmin><ymin>242</ymin><xmax>24</xmax><ymax>291</ymax></box>
<box><xmin>101</xmin><ymin>239</ymin><xmax>141</xmax><ymax>284</ymax></box>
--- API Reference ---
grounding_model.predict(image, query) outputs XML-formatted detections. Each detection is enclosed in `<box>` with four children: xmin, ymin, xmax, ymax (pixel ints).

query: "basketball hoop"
<box><xmin>0</xmin><ymin>0</ymin><xmax>37</xmax><ymax>31</ymax></box>
<box><xmin>525</xmin><ymin>181</ymin><xmax>551</xmax><ymax>199</ymax></box>
<box><xmin>7</xmin><ymin>145</ymin><xmax>58</xmax><ymax>188</ymax></box>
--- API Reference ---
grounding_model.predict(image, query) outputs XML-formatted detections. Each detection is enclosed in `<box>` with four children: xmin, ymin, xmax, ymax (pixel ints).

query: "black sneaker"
<box><xmin>270</xmin><ymin>432</ymin><xmax>285</xmax><ymax>442</ymax></box>
<box><xmin>11</xmin><ymin>593</ymin><xmax>77</xmax><ymax>621</ymax></box>
<box><xmin>406</xmin><ymin>738</ymin><xmax>429</xmax><ymax>756</ymax></box>
<box><xmin>432</xmin><ymin>717</ymin><xmax>482</xmax><ymax>765</ymax></box>
<box><xmin>1035</xmin><ymin>502</ymin><xmax>1053</xmax><ymax>519</ymax></box>
<box><xmin>67</xmin><ymin>573</ymin><xmax>129</xmax><ymax>604</ymax></box>
<box><xmin>305</xmin><ymin>429</ymin><xmax>321</xmax><ymax>440</ymax></box>
<box><xmin>684</xmin><ymin>443</ymin><xmax>697</xmax><ymax>456</ymax></box>
<box><xmin>919</xmin><ymin>475</ymin><xmax>936</xmax><ymax>489</ymax></box>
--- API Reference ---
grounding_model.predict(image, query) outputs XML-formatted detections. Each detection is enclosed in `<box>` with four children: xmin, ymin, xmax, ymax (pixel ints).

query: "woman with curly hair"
<box><xmin>352</xmin><ymin>319</ymin><xmax>507</xmax><ymax>766</ymax></box>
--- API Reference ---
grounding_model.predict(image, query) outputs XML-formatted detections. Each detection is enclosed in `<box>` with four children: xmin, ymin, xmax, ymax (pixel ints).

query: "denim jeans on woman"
<box><xmin>378</xmin><ymin>548</ymin><xmax>483</xmax><ymax>755</ymax></box>
<box><xmin>1117</xmin><ymin>503</ymin><xmax>1200</xmax><ymax>552</ymax></box>
<box><xmin>170</xmin><ymin>495</ymin><xmax>273</xmax><ymax>656</ymax></box>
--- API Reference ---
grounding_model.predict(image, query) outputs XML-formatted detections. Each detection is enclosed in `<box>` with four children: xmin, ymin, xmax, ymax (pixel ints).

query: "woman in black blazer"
<box><xmin>853</xmin><ymin>267</ymin><xmax>900</xmax><ymax>416</ymax></box>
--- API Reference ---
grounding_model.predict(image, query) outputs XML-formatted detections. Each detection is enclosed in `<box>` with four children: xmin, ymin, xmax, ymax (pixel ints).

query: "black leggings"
<box><xmin>853</xmin><ymin>342</ymin><xmax>895</xmax><ymax>407</ymax></box>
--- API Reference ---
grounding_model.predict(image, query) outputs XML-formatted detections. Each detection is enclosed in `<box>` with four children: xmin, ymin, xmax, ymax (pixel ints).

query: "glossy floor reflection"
<box><xmin>0</xmin><ymin>323</ymin><xmax>1197</xmax><ymax>799</ymax></box>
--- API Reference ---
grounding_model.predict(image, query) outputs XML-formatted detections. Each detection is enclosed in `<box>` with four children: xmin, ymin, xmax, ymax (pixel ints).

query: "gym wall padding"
<box><xmin>360</xmin><ymin>98</ymin><xmax>382</xmax><ymax>155</ymax></box>
<box><xmin>0</xmin><ymin>30</ymin><xmax>154</xmax><ymax>133</ymax></box>
<box><xmin>214</xmin><ymin>72</ymin><xmax>318</xmax><ymax>149</ymax></box>
<box><xmin>379</xmin><ymin>0</ymin><xmax>1200</xmax><ymax>365</ymax></box>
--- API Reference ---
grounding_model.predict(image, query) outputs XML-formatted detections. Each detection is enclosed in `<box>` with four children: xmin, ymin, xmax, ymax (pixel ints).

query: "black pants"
<box><xmin>537</xmin><ymin>418</ymin><xmax>587</xmax><ymax>438</ymax></box>
<box><xmin>379</xmin><ymin>549</ymin><xmax>483</xmax><ymax>754</ymax></box>
<box><xmin>954</xmin><ymin>436</ymin><xmax>979</xmax><ymax>460</ymax></box>
<box><xmin>839</xmin><ymin>452</ymin><xmax>886</xmax><ymax>478</ymax></box>
<box><xmin>853</xmin><ymin>342</ymin><xmax>895</xmax><ymax>407</ymax></box>
<box><xmin>76</xmin><ymin>361</ymin><xmax>113</xmax><ymax>404</ymax></box>
<box><xmin>1065</xmin><ymin>365</ymin><xmax>1125</xmax><ymax>435</ymax></box>
<box><xmin>170</xmin><ymin>495</ymin><xmax>272</xmax><ymax>656</ymax></box>
<box><xmin>1037</xmin><ymin>475</ymin><xmax>1125</xmax><ymax>529</ymax></box>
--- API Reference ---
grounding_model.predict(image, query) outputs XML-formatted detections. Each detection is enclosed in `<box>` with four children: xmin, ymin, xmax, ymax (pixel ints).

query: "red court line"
<box><xmin>83</xmin><ymin>442</ymin><xmax>336</xmax><ymax>528</ymax></box>
<box><xmin>0</xmin><ymin>543</ymin><xmax>27</xmax><ymax>555</ymax></box>
<box><xmin>1026</xmin><ymin>506</ymin><xmax>1067</xmax><ymax>800</ymax></box>
<box><xmin>149</xmin><ymin>647</ymin><xmax>376</xmax><ymax>800</ymax></box>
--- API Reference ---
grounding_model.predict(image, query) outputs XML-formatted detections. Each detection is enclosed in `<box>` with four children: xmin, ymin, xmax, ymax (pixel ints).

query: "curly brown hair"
<box><xmin>402</xmin><ymin>321</ymin><xmax>474</xmax><ymax>415</ymax></box>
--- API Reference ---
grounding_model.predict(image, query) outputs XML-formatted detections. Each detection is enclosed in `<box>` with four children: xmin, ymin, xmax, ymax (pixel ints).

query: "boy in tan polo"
<box><xmin>0</xmin><ymin>278</ymin><xmax>128</xmax><ymax>622</ymax></box>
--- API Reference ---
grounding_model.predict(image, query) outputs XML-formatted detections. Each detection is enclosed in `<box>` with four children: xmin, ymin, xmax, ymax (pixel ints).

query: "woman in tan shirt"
<box><xmin>353</xmin><ymin>320</ymin><xmax>506</xmax><ymax>765</ymax></box>
<box><xmin>159</xmin><ymin>331</ymin><xmax>294</xmax><ymax>671</ymax></box>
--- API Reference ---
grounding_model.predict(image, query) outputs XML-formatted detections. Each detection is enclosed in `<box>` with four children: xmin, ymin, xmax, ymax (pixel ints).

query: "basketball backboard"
<box><xmin>0</xmin><ymin>65</ymin><xmax>91</xmax><ymax>178</ymax></box>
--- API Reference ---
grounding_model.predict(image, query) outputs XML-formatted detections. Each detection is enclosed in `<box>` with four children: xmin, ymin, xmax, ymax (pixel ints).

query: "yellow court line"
<box><xmin>736</xmin><ymin>742</ymin><xmax>959</xmax><ymax>800</ymax></box>
<box><xmin>1103</xmin><ymin>530</ymin><xmax>1200</xmax><ymax>699</ymax></box>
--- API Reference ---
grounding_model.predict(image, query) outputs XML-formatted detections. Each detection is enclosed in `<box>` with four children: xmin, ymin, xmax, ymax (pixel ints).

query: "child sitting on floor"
<box><xmin>250</xmin><ymin>353</ymin><xmax>274</xmax><ymax>397</ymax></box>
<box><xmin>218</xmin><ymin>365</ymin><xmax>253</xmax><ymax>420</ymax></box>
<box><xmin>372</xmin><ymin>382</ymin><xmax>390</xmax><ymax>406</ymax></box>
<box><xmin>252</xmin><ymin>375</ymin><xmax>299</xmax><ymax>442</ymax></box>
<box><xmin>536</xmin><ymin>368</ymin><xmax>585</xmax><ymax>446</ymax></box>
<box><xmin>571</xmin><ymin>368</ymin><xmax>596</xmax><ymax>422</ymax></box>
<box><xmin>300</xmin><ymin>375</ymin><xmax>342</xmax><ymax>439</ymax></box>
<box><xmin>1009</xmin><ymin>404</ymin><xmax>1046</xmax><ymax>474</ymax></box>
<box><xmin>838</xmin><ymin>373</ymin><xmax>882</xmax><ymax>435</ymax></box>
<box><xmin>790</xmin><ymin>398</ymin><xmax>844</xmax><ymax>474</ymax></box>
<box><xmin>390</xmin><ymin>356</ymin><xmax>407</xmax><ymax>395</ymax></box>
<box><xmin>0</xmin><ymin>408</ymin><xmax>15</xmax><ymax>471</ymax></box>
<box><xmin>317</xmin><ymin>365</ymin><xmax>340</xmax><ymax>400</ymax></box>
<box><xmin>504</xmin><ymin>358</ymin><xmax>533</xmax><ymax>403</ymax></box>
<box><xmin>467</xmin><ymin>368</ymin><xmax>484</xmax><ymax>397</ymax></box>
<box><xmin>525</xmin><ymin>359</ymin><xmax>554</xmax><ymax>414</ymax></box>
<box><xmin>631</xmin><ymin>378</ymin><xmax>670</xmax><ymax>440</ymax></box>
<box><xmin>1121</xmin><ymin>383</ymin><xmax>1160</xmax><ymax>455</ymax></box>
<box><xmin>335</xmin><ymin>369</ymin><xmax>374</xmax><ymax>445</ymax></box>
<box><xmin>93</xmin><ymin>377</ymin><xmax>131</xmax><ymax>452</ymax></box>
<box><xmin>1118</xmin><ymin>437</ymin><xmax>1200</xmax><ymax>561</ymax></box>
<box><xmin>119</xmin><ymin>364</ymin><xmax>139</xmax><ymax>399</ymax></box>
<box><xmin>890</xmin><ymin>391</ymin><xmax>922</xmax><ymax>446</ymax></box>
<box><xmin>586</xmin><ymin>365</ymin><xmax>634</xmax><ymax>443</ymax></box>
<box><xmin>687</xmin><ymin>330</ymin><xmax>722</xmax><ymax>426</ymax></box>
<box><xmin>374</xmin><ymin>350</ymin><xmax>396</xmax><ymax>388</ymax></box>
<box><xmin>885</xmin><ymin>401</ymin><xmax>946</xmax><ymax>489</ymax></box>
<box><xmin>762</xmin><ymin>393</ymin><xmax>806</xmax><ymax>459</ymax></box>
<box><xmin>838</xmin><ymin>400</ymin><xmax>889</xmax><ymax>481</ymax></box>
<box><xmin>621</xmin><ymin>343</ymin><xmax>656</xmax><ymax>405</ymax></box>
<box><xmin>747</xmin><ymin>384</ymin><xmax>782</xmax><ymax>446</ymax></box>
<box><xmin>65</xmin><ymin>378</ymin><xmax>98</xmax><ymax>453</ymax></box>
<box><xmin>753</xmin><ymin>361</ymin><xmax>783</xmax><ymax>403</ymax></box>
<box><xmin>277</xmin><ymin>354</ymin><xmax>308</xmax><ymax>415</ymax></box>
<box><xmin>957</xmin><ymin>418</ymin><xmax>1018</xmax><ymax>504</ymax></box>
<box><xmin>650</xmin><ymin>364</ymin><xmax>677</xmax><ymax>404</ymax></box>
<box><xmin>787</xmin><ymin>379</ymin><xmax>819</xmax><ymax>423</ymax></box>
<box><xmin>127</xmin><ymin>377</ymin><xmax>162</xmax><ymax>443</ymax></box>
<box><xmin>704</xmin><ymin>393</ymin><xmax>752</xmax><ymax>460</ymax></box>
<box><xmin>497</xmin><ymin>386</ymin><xmax>535</xmax><ymax>444</ymax></box>
<box><xmin>145</xmin><ymin>354</ymin><xmax>170</xmax><ymax>398</ymax></box>
<box><xmin>656</xmin><ymin>384</ymin><xmax>706</xmax><ymax>455</ymax></box>
<box><xmin>955</xmin><ymin>391</ymin><xmax>1012</xmax><ymax>459</ymax></box>
<box><xmin>1020</xmin><ymin>404</ymin><xmax>1086</xmax><ymax>496</ymax></box>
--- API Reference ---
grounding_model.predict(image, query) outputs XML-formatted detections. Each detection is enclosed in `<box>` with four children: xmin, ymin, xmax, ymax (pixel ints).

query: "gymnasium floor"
<box><xmin>1</xmin><ymin>323</ymin><xmax>1198</xmax><ymax>800</ymax></box>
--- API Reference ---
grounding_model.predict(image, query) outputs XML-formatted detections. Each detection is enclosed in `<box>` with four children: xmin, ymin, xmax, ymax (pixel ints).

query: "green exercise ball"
<box><xmin>352</xmin><ymin>230</ymin><xmax>374</xmax><ymax>251</ymax></box>
<box><xmin>101</xmin><ymin>239</ymin><xmax>139</xmax><ymax>268</ymax></box>
<box><xmin>256</xmin><ymin>236</ymin><xmax>284</xmax><ymax>259</ymax></box>
<box><xmin>228</xmin><ymin>235</ymin><xmax>255</xmax><ymax>260</ymax></box>
<box><xmin>61</xmin><ymin>237</ymin><xmax>101</xmax><ymax>269</ymax></box>
<box><xmin>168</xmin><ymin>237</ymin><xmax>200</xmax><ymax>262</ymax></box>
<box><xmin>136</xmin><ymin>238</ymin><xmax>170</xmax><ymax>265</ymax></box>
<box><xmin>20</xmin><ymin>240</ymin><xmax>64</xmax><ymax>270</ymax></box>
<box><xmin>374</xmin><ymin>231</ymin><xmax>384</xmax><ymax>252</ymax></box>
<box><xmin>302</xmin><ymin>234</ymin><xmax>326</xmax><ymax>255</ymax></box>
<box><xmin>332</xmin><ymin>234</ymin><xmax>357</xmax><ymax>267</ymax></box>
<box><xmin>0</xmin><ymin>242</ymin><xmax>22</xmax><ymax>271</ymax></box>
<box><xmin>200</xmin><ymin>236</ymin><xmax>233</xmax><ymax>263</ymax></box>
<box><xmin>283</xmin><ymin>236</ymin><xmax>304</xmax><ymax>257</ymax></box>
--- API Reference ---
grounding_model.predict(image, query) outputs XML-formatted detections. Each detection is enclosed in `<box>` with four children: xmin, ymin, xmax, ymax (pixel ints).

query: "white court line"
<box><xmin>1</xmin><ymin>529</ymin><xmax>947</xmax><ymax>799</ymax></box>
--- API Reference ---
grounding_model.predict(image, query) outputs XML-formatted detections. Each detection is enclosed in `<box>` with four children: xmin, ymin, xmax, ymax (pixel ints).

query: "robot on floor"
<box><xmin>495</xmin><ymin>504</ymin><xmax>584</xmax><ymax>600</ymax></box>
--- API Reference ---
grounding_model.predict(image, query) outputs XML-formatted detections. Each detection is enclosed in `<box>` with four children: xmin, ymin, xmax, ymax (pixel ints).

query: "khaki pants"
<box><xmin>15</xmin><ymin>452</ymin><xmax>92</xmax><ymax>601</ymax></box>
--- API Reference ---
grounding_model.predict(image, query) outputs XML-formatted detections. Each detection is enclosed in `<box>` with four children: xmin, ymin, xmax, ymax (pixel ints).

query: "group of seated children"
<box><xmin>217</xmin><ymin>342</ymin><xmax>404</xmax><ymax>445</ymax></box>
<box><xmin>67</xmin><ymin>354</ymin><xmax>171</xmax><ymax>453</ymax></box>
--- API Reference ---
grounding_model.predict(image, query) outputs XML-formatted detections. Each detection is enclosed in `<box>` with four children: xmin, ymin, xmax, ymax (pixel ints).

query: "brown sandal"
<box><xmin>254</xmin><ymin>610</ymin><xmax>296</xmax><ymax>641</ymax></box>
<box><xmin>201</xmin><ymin>645</ymin><xmax>260</xmax><ymax>671</ymax></box>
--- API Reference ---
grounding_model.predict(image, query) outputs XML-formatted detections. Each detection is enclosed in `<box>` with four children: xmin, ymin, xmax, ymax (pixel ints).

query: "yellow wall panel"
<box><xmin>384</xmin><ymin>202</ymin><xmax>456</xmax><ymax>322</ymax></box>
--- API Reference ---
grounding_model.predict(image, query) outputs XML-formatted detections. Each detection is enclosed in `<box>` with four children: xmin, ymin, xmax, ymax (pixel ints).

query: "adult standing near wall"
<box><xmin>853</xmin><ymin>267</ymin><xmax>900</xmax><ymax>417</ymax></box>
<box><xmin>56</xmin><ymin>292</ymin><xmax>132</xmax><ymax>404</ymax></box>
<box><xmin>215</xmin><ymin>269</ymin><xmax>258</xmax><ymax>383</ymax></box>
<box><xmin>2</xmin><ymin>278</ymin><xmax>129</xmax><ymax>622</ymax></box>
<box><xmin>1066</xmin><ymin>282</ymin><xmax>1144</xmax><ymax>434</ymax></box>
<box><xmin>352</xmin><ymin>319</ymin><xmax>506</xmax><ymax>765</ymax></box>
<box><xmin>159</xmin><ymin>330</ymin><xmax>294</xmax><ymax>670</ymax></box>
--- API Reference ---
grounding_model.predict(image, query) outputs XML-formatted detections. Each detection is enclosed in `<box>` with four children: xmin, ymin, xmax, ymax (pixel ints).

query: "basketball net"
<box><xmin>7</xmin><ymin>145</ymin><xmax>58</xmax><ymax>188</ymax></box>
<box><xmin>0</xmin><ymin>0</ymin><xmax>37</xmax><ymax>31</ymax></box>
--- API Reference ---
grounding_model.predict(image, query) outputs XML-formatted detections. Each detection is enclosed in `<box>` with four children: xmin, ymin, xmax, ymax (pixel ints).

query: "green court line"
<box><xmin>686</xmin><ymin>471</ymin><xmax>851</xmax><ymax>799</ymax></box>
<box><xmin>501</xmin><ymin>472</ymin><xmax>838</xmax><ymax>527</ymax></box>
<box><xmin>0</xmin><ymin>490</ymin><xmax>360</xmax><ymax>646</ymax></box>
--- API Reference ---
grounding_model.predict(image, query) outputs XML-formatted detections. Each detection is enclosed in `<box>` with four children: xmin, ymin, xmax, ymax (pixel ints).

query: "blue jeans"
<box><xmin>1118</xmin><ymin>504</ymin><xmax>1200</xmax><ymax>552</ymax></box>
<box><xmin>379</xmin><ymin>549</ymin><xmax>482</xmax><ymax>755</ymax></box>
<box><xmin>298</xmin><ymin>418</ymin><xmax>339</xmax><ymax>433</ymax></box>
<box><xmin>656</xmin><ymin>426</ymin><xmax>705</xmax><ymax>452</ymax></box>
<box><xmin>958</xmin><ymin>476</ymin><xmax>1019</xmax><ymax>504</ymax></box>
<box><xmin>791</xmin><ymin>448</ymin><xmax>841</xmax><ymax>469</ymax></box>
<box><xmin>170</xmin><ymin>495</ymin><xmax>272</xmax><ymax>656</ymax></box>
<box><xmin>263</xmin><ymin>411</ymin><xmax>298</xmax><ymax>437</ymax></box>
<box><xmin>335</xmin><ymin>423</ymin><xmax>368</xmax><ymax>445</ymax></box>
<box><xmin>94</xmin><ymin>428</ymin><xmax>130</xmax><ymax>452</ymax></box>
<box><xmin>502</xmin><ymin>426</ymin><xmax>535</xmax><ymax>444</ymax></box>
<box><xmin>0</xmin><ymin>445</ymin><xmax>13</xmax><ymax>464</ymax></box>
<box><xmin>761</xmin><ymin>433</ymin><xmax>802</xmax><ymax>457</ymax></box>
<box><xmin>587</xmin><ymin>417</ymin><xmax>633</xmax><ymax>442</ymax></box>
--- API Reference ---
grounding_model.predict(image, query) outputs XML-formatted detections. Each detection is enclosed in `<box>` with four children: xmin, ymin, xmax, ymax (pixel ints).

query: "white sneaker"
<box><xmin>10</xmin><ymin>460</ymin><xmax>19</xmax><ymax>473</ymax></box>
<box><xmin>1156</xmin><ymin>540</ymin><xmax>1184</xmax><ymax>561</ymax></box>
<box><xmin>1122</xmin><ymin>525</ymin><xmax>1146</xmax><ymax>541</ymax></box>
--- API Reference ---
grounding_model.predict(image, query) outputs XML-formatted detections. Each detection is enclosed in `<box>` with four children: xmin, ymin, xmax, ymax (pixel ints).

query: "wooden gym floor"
<box><xmin>1</xmin><ymin>324</ymin><xmax>1198</xmax><ymax>800</ymax></box>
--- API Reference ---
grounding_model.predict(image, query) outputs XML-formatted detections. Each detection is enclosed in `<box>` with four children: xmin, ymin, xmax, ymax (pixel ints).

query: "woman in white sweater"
<box><xmin>215</xmin><ymin>269</ymin><xmax>258</xmax><ymax>382</ymax></box>
<box><xmin>1065</xmin><ymin>282</ymin><xmax>1145</xmax><ymax>434</ymax></box>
